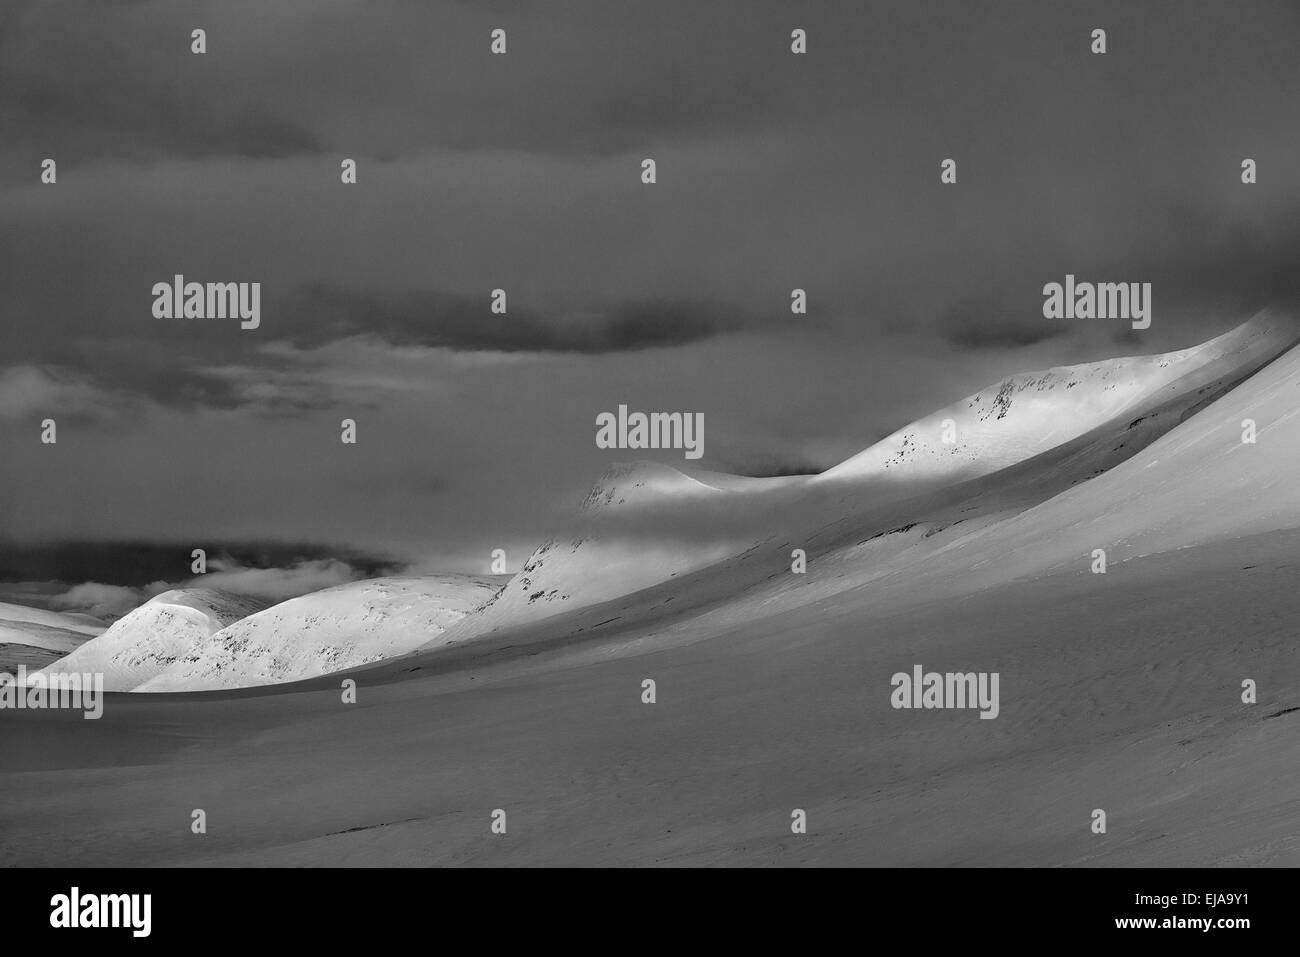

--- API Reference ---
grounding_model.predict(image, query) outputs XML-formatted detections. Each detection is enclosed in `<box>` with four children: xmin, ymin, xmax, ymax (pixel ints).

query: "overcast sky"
<box><xmin>2</xmin><ymin>0</ymin><xmax>1299</xmax><ymax>590</ymax></box>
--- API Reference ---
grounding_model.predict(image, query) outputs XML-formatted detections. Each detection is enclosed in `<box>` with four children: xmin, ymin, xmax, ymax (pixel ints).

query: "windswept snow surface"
<box><xmin>139</xmin><ymin>576</ymin><xmax>503</xmax><ymax>692</ymax></box>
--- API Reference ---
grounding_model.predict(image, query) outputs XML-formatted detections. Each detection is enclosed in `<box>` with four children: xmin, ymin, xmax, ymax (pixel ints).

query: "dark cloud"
<box><xmin>0</xmin><ymin>1</ymin><xmax>321</xmax><ymax>162</ymax></box>
<box><xmin>939</xmin><ymin>299</ymin><xmax>1071</xmax><ymax>351</ymax></box>
<box><xmin>1132</xmin><ymin>211</ymin><xmax>1300</xmax><ymax>317</ymax></box>
<box><xmin>0</xmin><ymin>0</ymin><xmax>855</xmax><ymax>164</ymax></box>
<box><xmin>0</xmin><ymin>285</ymin><xmax>762</xmax><ymax>416</ymax></box>
<box><xmin>0</xmin><ymin>557</ymin><xmax>394</xmax><ymax>621</ymax></box>
<box><xmin>0</xmin><ymin>540</ymin><xmax>399</xmax><ymax>589</ymax></box>
<box><xmin>719</xmin><ymin>453</ymin><xmax>826</xmax><ymax>478</ymax></box>
<box><xmin>272</xmin><ymin>285</ymin><xmax>751</xmax><ymax>355</ymax></box>
<box><xmin>28</xmin><ymin>0</ymin><xmax>1299</xmax><ymax>168</ymax></box>
<box><xmin>936</xmin><ymin>213</ymin><xmax>1300</xmax><ymax>354</ymax></box>
<box><xmin>0</xmin><ymin>342</ymin><xmax>299</xmax><ymax>416</ymax></box>
<box><xmin>2</xmin><ymin>0</ymin><xmax>1300</xmax><ymax>566</ymax></box>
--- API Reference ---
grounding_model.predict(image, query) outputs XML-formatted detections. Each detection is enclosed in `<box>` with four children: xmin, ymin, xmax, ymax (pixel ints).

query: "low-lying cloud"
<box><xmin>187</xmin><ymin>557</ymin><xmax>365</xmax><ymax>602</ymax></box>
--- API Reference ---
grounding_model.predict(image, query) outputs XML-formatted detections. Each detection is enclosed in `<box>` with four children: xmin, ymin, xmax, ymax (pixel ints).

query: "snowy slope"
<box><xmin>673</xmin><ymin>315</ymin><xmax>1300</xmax><ymax>632</ymax></box>
<box><xmin>431</xmin><ymin>312</ymin><xmax>1297</xmax><ymax>646</ymax></box>
<box><xmin>35</xmin><ymin>589</ymin><xmax>265</xmax><ymax>691</ymax></box>
<box><xmin>819</xmin><ymin>310</ymin><xmax>1296</xmax><ymax>483</ymax></box>
<box><xmin>425</xmin><ymin>461</ymin><xmax>764</xmax><ymax>649</ymax></box>
<box><xmin>920</xmin><ymin>328</ymin><xmax>1300</xmax><ymax>587</ymax></box>
<box><xmin>138</xmin><ymin>576</ymin><xmax>503</xmax><ymax>692</ymax></box>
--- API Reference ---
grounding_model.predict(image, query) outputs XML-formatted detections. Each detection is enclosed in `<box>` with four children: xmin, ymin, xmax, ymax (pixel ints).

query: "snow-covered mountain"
<box><xmin>924</xmin><ymin>319</ymin><xmax>1300</xmax><ymax>585</ymax></box>
<box><xmin>138</xmin><ymin>575</ymin><xmax>503</xmax><ymax>692</ymax></box>
<box><xmin>429</xmin><ymin>311</ymin><xmax>1298</xmax><ymax>646</ymax></box>
<box><xmin>30</xmin><ymin>311</ymin><xmax>1296</xmax><ymax>694</ymax></box>
<box><xmin>35</xmin><ymin>589</ymin><xmax>266</xmax><ymax>691</ymax></box>
<box><xmin>818</xmin><ymin>310</ymin><xmax>1295</xmax><ymax>483</ymax></box>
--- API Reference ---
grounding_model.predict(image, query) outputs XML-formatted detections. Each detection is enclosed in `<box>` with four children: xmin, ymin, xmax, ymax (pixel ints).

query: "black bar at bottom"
<box><xmin>1</xmin><ymin>867</ymin><xmax>1280</xmax><ymax>944</ymax></box>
